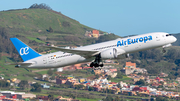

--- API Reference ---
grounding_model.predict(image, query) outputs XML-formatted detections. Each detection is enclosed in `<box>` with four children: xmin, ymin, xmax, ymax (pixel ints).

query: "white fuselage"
<box><xmin>23</xmin><ymin>32</ymin><xmax>177</xmax><ymax>68</ymax></box>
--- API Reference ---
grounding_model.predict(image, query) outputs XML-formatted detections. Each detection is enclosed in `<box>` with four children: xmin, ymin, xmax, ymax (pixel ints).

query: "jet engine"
<box><xmin>100</xmin><ymin>48</ymin><xmax>118</xmax><ymax>59</ymax></box>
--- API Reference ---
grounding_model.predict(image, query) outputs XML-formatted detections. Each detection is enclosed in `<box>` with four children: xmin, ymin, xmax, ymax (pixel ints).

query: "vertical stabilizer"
<box><xmin>10</xmin><ymin>38</ymin><xmax>41</xmax><ymax>61</ymax></box>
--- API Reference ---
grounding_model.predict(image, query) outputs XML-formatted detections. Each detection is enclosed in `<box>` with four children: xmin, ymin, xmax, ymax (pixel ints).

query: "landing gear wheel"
<box><xmin>162</xmin><ymin>49</ymin><xmax>166</xmax><ymax>53</ymax></box>
<box><xmin>90</xmin><ymin>62</ymin><xmax>94</xmax><ymax>67</ymax></box>
<box><xmin>99</xmin><ymin>64</ymin><xmax>103</xmax><ymax>67</ymax></box>
<box><xmin>91</xmin><ymin>54</ymin><xmax>104</xmax><ymax>70</ymax></box>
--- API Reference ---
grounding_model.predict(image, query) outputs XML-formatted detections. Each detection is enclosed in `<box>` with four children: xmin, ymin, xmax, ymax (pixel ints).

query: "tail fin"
<box><xmin>10</xmin><ymin>38</ymin><xmax>41</xmax><ymax>61</ymax></box>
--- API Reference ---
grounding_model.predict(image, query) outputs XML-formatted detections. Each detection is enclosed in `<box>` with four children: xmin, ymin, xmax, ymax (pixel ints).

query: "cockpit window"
<box><xmin>166</xmin><ymin>34</ymin><xmax>172</xmax><ymax>36</ymax></box>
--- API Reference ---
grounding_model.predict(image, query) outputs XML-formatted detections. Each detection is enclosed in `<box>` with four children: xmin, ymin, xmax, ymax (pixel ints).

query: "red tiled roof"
<box><xmin>109</xmin><ymin>82</ymin><xmax>117</xmax><ymax>84</ymax></box>
<box><xmin>83</xmin><ymin>67</ymin><xmax>92</xmax><ymax>69</ymax></box>
<box><xmin>126</xmin><ymin>62</ymin><xmax>136</xmax><ymax>68</ymax></box>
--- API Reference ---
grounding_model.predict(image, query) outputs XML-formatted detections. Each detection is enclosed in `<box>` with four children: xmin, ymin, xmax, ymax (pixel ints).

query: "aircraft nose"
<box><xmin>173</xmin><ymin>36</ymin><xmax>177</xmax><ymax>42</ymax></box>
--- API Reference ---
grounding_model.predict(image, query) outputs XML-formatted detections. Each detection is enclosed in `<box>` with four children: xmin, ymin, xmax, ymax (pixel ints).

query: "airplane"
<box><xmin>9</xmin><ymin>32</ymin><xmax>177</xmax><ymax>69</ymax></box>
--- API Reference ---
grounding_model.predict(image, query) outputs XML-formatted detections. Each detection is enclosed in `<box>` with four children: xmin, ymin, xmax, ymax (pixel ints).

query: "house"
<box><xmin>126</xmin><ymin>62</ymin><xmax>136</xmax><ymax>68</ymax></box>
<box><xmin>0</xmin><ymin>76</ymin><xmax>4</xmax><ymax>80</ymax></box>
<box><xmin>94</xmin><ymin>70</ymin><xmax>102</xmax><ymax>75</ymax></box>
<box><xmin>85</xmin><ymin>31</ymin><xmax>92</xmax><ymax>37</ymax></box>
<box><xmin>56</xmin><ymin>78</ymin><xmax>67</xmax><ymax>84</ymax></box>
<box><xmin>121</xmin><ymin>62</ymin><xmax>136</xmax><ymax>75</ymax></box>
<box><xmin>151</xmin><ymin>82</ymin><xmax>162</xmax><ymax>87</ymax></box>
<box><xmin>109</xmin><ymin>69</ymin><xmax>117</xmax><ymax>72</ymax></box>
<box><xmin>66</xmin><ymin>79</ymin><xmax>79</xmax><ymax>86</ymax></box>
<box><xmin>63</xmin><ymin>66</ymin><xmax>76</xmax><ymax>71</ymax></box>
<box><xmin>83</xmin><ymin>67</ymin><xmax>92</xmax><ymax>69</ymax></box>
<box><xmin>55</xmin><ymin>96</ymin><xmax>81</xmax><ymax>101</ymax></box>
<box><xmin>79</xmin><ymin>78</ymin><xmax>86</xmax><ymax>83</ymax></box>
<box><xmin>18</xmin><ymin>93</ymin><xmax>36</xmax><ymax>99</ymax></box>
<box><xmin>42</xmin><ymin>74</ymin><xmax>49</xmax><ymax>80</ymax></box>
<box><xmin>93</xmin><ymin>85</ymin><xmax>102</xmax><ymax>91</ymax></box>
<box><xmin>41</xmin><ymin>83</ymin><xmax>50</xmax><ymax>89</ymax></box>
<box><xmin>67</xmin><ymin>75</ymin><xmax>74</xmax><ymax>80</ymax></box>
<box><xmin>76</xmin><ymin>67</ymin><xmax>82</xmax><ymax>69</ymax></box>
<box><xmin>57</xmin><ymin>68</ymin><xmax>63</xmax><ymax>72</ymax></box>
<box><xmin>159</xmin><ymin>72</ymin><xmax>168</xmax><ymax>77</ymax></box>
<box><xmin>155</xmin><ymin>77</ymin><xmax>164</xmax><ymax>82</ymax></box>
<box><xmin>133</xmin><ymin>76</ymin><xmax>144</xmax><ymax>82</ymax></box>
<box><xmin>37</xmin><ymin>96</ymin><xmax>49</xmax><ymax>100</ymax></box>
<box><xmin>110</xmin><ymin>73</ymin><xmax>117</xmax><ymax>78</ymax></box>
<box><xmin>176</xmin><ymin>77</ymin><xmax>180</xmax><ymax>83</ymax></box>
<box><xmin>109</xmin><ymin>82</ymin><xmax>117</xmax><ymax>85</ymax></box>
<box><xmin>92</xmin><ymin>30</ymin><xmax>99</xmax><ymax>38</ymax></box>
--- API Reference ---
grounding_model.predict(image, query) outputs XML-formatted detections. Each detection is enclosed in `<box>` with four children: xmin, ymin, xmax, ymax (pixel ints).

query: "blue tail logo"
<box><xmin>20</xmin><ymin>47</ymin><xmax>29</xmax><ymax>55</ymax></box>
<box><xmin>10</xmin><ymin>38</ymin><xmax>41</xmax><ymax>61</ymax></box>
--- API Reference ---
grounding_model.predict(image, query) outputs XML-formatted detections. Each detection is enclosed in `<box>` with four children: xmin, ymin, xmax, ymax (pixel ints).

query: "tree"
<box><xmin>102</xmin><ymin>95</ymin><xmax>114</xmax><ymax>101</ymax></box>
<box><xmin>135</xmin><ymin>79</ymin><xmax>145</xmax><ymax>85</ymax></box>
<box><xmin>117</xmin><ymin>82</ymin><xmax>122</xmax><ymax>88</ymax></box>
<box><xmin>107</xmin><ymin>75</ymin><xmax>112</xmax><ymax>80</ymax></box>
<box><xmin>69</xmin><ymin>93</ymin><xmax>75</xmax><ymax>99</ymax></box>
<box><xmin>44</xmin><ymin>77</ymin><xmax>49</xmax><ymax>81</ymax></box>
<box><xmin>75</xmin><ymin>84</ymin><xmax>84</xmax><ymax>90</ymax></box>
<box><xmin>156</xmin><ymin>96</ymin><xmax>168</xmax><ymax>101</ymax></box>
<box><xmin>88</xmin><ymin>86</ymin><xmax>94</xmax><ymax>91</ymax></box>
<box><xmin>95</xmin><ymin>74</ymin><xmax>100</xmax><ymax>79</ymax></box>
<box><xmin>29</xmin><ymin>3</ymin><xmax>52</xmax><ymax>10</ymax></box>
<box><xmin>18</xmin><ymin>80</ymin><xmax>28</xmax><ymax>90</ymax></box>
<box><xmin>47</xmin><ymin>69</ymin><xmax>53</xmax><ymax>76</ymax></box>
<box><xmin>50</xmin><ymin>76</ymin><xmax>55</xmax><ymax>80</ymax></box>
<box><xmin>31</xmin><ymin>83</ymin><xmax>41</xmax><ymax>92</ymax></box>
<box><xmin>91</xmin><ymin>70</ymin><xmax>95</xmax><ymax>74</ymax></box>
<box><xmin>114</xmin><ymin>96</ymin><xmax>120</xmax><ymax>101</ymax></box>
<box><xmin>47</xmin><ymin>27</ymin><xmax>53</xmax><ymax>33</ymax></box>
<box><xmin>116</xmin><ymin>72</ymin><xmax>123</xmax><ymax>79</ymax></box>
<box><xmin>0</xmin><ymin>80</ymin><xmax>10</xmax><ymax>88</ymax></box>
<box><xmin>48</xmin><ymin>94</ymin><xmax>54</xmax><ymax>100</ymax></box>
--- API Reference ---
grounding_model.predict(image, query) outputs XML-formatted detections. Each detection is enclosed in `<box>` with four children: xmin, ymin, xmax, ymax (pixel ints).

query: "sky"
<box><xmin>1</xmin><ymin>0</ymin><xmax>180</xmax><ymax>36</ymax></box>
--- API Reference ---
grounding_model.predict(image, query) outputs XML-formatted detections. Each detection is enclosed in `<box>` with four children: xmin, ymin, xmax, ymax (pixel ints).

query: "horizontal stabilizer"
<box><xmin>6</xmin><ymin>62</ymin><xmax>32</xmax><ymax>66</ymax></box>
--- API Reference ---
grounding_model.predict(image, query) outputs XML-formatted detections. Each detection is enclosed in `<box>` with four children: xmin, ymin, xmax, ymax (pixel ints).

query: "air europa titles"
<box><xmin>117</xmin><ymin>35</ymin><xmax>152</xmax><ymax>47</ymax></box>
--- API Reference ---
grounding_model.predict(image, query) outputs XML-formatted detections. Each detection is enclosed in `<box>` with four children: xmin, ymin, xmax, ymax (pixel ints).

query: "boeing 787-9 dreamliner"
<box><xmin>10</xmin><ymin>32</ymin><xmax>177</xmax><ymax>69</ymax></box>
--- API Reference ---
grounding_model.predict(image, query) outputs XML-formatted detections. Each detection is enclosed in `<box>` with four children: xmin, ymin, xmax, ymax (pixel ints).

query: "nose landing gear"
<box><xmin>162</xmin><ymin>48</ymin><xmax>166</xmax><ymax>53</ymax></box>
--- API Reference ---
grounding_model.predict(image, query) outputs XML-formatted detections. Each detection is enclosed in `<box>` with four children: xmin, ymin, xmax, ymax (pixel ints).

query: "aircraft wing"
<box><xmin>43</xmin><ymin>46</ymin><xmax>99</xmax><ymax>58</ymax></box>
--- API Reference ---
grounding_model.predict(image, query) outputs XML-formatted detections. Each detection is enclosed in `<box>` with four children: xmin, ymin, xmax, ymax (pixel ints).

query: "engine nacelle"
<box><xmin>100</xmin><ymin>48</ymin><xmax>118</xmax><ymax>59</ymax></box>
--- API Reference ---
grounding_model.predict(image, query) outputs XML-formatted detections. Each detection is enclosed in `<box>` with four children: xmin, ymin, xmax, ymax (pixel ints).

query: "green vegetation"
<box><xmin>26</xmin><ymin>37</ymin><xmax>46</xmax><ymax>43</ymax></box>
<box><xmin>31</xmin><ymin>82</ymin><xmax>41</xmax><ymax>92</ymax></box>
<box><xmin>111</xmin><ymin>76</ymin><xmax>132</xmax><ymax>82</ymax></box>
<box><xmin>0</xmin><ymin>8</ymin><xmax>119</xmax><ymax>48</ymax></box>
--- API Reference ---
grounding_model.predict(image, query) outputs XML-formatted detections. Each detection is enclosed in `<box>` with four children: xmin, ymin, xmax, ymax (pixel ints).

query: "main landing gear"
<box><xmin>90</xmin><ymin>55</ymin><xmax>103</xmax><ymax>70</ymax></box>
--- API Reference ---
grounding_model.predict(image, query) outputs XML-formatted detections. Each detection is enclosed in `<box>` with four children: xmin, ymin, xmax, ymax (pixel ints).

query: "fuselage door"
<box><xmin>43</xmin><ymin>57</ymin><xmax>47</xmax><ymax>64</ymax></box>
<box><xmin>156</xmin><ymin>34</ymin><xmax>160</xmax><ymax>41</ymax></box>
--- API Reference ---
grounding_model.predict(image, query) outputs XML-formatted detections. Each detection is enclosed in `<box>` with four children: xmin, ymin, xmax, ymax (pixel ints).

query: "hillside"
<box><xmin>0</xmin><ymin>9</ymin><xmax>93</xmax><ymax>45</ymax></box>
<box><xmin>0</xmin><ymin>8</ymin><xmax>119</xmax><ymax>55</ymax></box>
